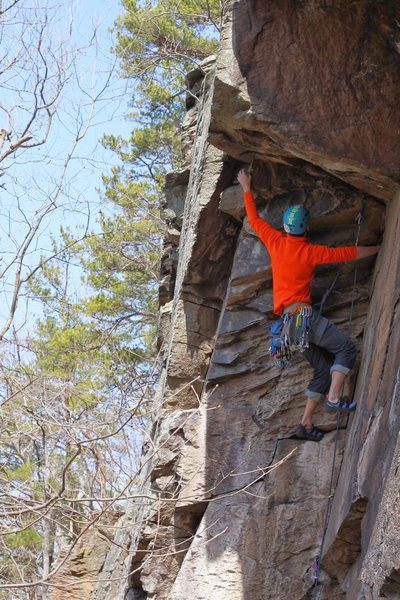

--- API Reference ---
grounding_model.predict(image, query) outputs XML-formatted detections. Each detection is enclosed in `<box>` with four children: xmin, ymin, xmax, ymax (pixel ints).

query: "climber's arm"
<box><xmin>237</xmin><ymin>168</ymin><xmax>252</xmax><ymax>194</ymax></box>
<box><xmin>355</xmin><ymin>246</ymin><xmax>380</xmax><ymax>259</ymax></box>
<box><xmin>237</xmin><ymin>169</ymin><xmax>281</xmax><ymax>245</ymax></box>
<box><xmin>313</xmin><ymin>243</ymin><xmax>380</xmax><ymax>266</ymax></box>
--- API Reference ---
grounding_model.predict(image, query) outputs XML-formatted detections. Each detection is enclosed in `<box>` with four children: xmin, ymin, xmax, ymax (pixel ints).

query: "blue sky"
<box><xmin>0</xmin><ymin>0</ymin><xmax>133</xmax><ymax>336</ymax></box>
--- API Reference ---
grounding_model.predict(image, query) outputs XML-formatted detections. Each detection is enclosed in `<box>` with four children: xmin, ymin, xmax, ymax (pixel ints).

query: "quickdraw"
<box><xmin>269</xmin><ymin>306</ymin><xmax>312</xmax><ymax>367</ymax></box>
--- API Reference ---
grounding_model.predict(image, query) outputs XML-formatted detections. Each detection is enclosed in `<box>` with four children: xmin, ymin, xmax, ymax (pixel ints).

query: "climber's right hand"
<box><xmin>237</xmin><ymin>168</ymin><xmax>251</xmax><ymax>192</ymax></box>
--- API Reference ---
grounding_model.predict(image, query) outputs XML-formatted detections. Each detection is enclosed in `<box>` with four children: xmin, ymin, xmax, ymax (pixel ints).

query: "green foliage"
<box><xmin>81</xmin><ymin>195</ymin><xmax>160</xmax><ymax>329</ymax></box>
<box><xmin>109</xmin><ymin>0</ymin><xmax>220</xmax><ymax>177</ymax></box>
<box><xmin>87</xmin><ymin>1</ymin><xmax>221</xmax><ymax>362</ymax></box>
<box><xmin>5</xmin><ymin>462</ymin><xmax>34</xmax><ymax>483</ymax></box>
<box><xmin>5</xmin><ymin>529</ymin><xmax>43</xmax><ymax>551</ymax></box>
<box><xmin>114</xmin><ymin>0</ymin><xmax>220</xmax><ymax>95</ymax></box>
<box><xmin>0</xmin><ymin>0</ymin><xmax>223</xmax><ymax>590</ymax></box>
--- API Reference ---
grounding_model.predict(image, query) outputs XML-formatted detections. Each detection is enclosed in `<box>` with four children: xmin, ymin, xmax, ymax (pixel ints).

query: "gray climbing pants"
<box><xmin>302</xmin><ymin>313</ymin><xmax>357</xmax><ymax>400</ymax></box>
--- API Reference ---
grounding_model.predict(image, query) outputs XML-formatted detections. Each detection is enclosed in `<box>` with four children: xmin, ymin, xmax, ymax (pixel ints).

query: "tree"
<box><xmin>110</xmin><ymin>0</ymin><xmax>220</xmax><ymax>171</ymax></box>
<box><xmin>114</xmin><ymin>0</ymin><xmax>221</xmax><ymax>113</ymax></box>
<box><xmin>77</xmin><ymin>0</ymin><xmax>222</xmax><ymax>351</ymax></box>
<box><xmin>0</xmin><ymin>1</ymin><xmax>142</xmax><ymax>596</ymax></box>
<box><xmin>0</xmin><ymin>353</ymin><xmax>144</xmax><ymax>598</ymax></box>
<box><xmin>0</xmin><ymin>252</ymin><xmax>148</xmax><ymax>597</ymax></box>
<box><xmin>0</xmin><ymin>0</ymin><xmax>121</xmax><ymax>341</ymax></box>
<box><xmin>0</xmin><ymin>1</ymin><xmax>224</xmax><ymax>597</ymax></box>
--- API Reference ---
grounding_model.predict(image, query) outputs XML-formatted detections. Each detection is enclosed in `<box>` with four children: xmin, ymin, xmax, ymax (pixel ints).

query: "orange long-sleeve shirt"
<box><xmin>243</xmin><ymin>191</ymin><xmax>357</xmax><ymax>315</ymax></box>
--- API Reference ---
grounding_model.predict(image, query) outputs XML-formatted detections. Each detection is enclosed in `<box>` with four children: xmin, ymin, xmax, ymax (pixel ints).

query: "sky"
<box><xmin>0</xmin><ymin>0</ymin><xmax>133</xmax><ymax>337</ymax></box>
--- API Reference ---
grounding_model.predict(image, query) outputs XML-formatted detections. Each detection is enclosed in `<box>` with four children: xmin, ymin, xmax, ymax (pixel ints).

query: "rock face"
<box><xmin>211</xmin><ymin>0</ymin><xmax>400</xmax><ymax>201</ymax></box>
<box><xmin>49</xmin><ymin>512</ymin><xmax>122</xmax><ymax>600</ymax></box>
<box><xmin>92</xmin><ymin>2</ymin><xmax>400</xmax><ymax>600</ymax></box>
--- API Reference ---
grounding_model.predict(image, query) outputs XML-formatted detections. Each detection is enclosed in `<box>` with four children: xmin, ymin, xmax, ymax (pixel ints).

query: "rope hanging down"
<box><xmin>318</xmin><ymin>197</ymin><xmax>367</xmax><ymax>316</ymax></box>
<box><xmin>310</xmin><ymin>199</ymin><xmax>366</xmax><ymax>599</ymax></box>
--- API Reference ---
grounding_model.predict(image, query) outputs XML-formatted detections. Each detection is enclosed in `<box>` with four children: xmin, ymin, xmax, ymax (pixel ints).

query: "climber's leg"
<box><xmin>301</xmin><ymin>398</ymin><xmax>320</xmax><ymax>430</ymax></box>
<box><xmin>308</xmin><ymin>314</ymin><xmax>357</xmax><ymax>410</ymax></box>
<box><xmin>294</xmin><ymin>343</ymin><xmax>332</xmax><ymax>440</ymax></box>
<box><xmin>302</xmin><ymin>343</ymin><xmax>332</xmax><ymax>405</ymax></box>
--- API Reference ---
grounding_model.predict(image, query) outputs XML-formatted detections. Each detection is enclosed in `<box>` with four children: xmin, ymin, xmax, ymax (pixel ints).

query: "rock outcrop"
<box><xmin>211</xmin><ymin>0</ymin><xmax>400</xmax><ymax>201</ymax></box>
<box><xmin>49</xmin><ymin>512</ymin><xmax>122</xmax><ymax>600</ymax></box>
<box><xmin>90</xmin><ymin>2</ymin><xmax>400</xmax><ymax>599</ymax></box>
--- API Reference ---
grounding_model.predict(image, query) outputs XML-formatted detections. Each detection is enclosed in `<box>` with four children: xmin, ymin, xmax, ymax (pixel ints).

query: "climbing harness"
<box><xmin>270</xmin><ymin>196</ymin><xmax>369</xmax><ymax>371</ymax></box>
<box><xmin>309</xmin><ymin>198</ymin><xmax>367</xmax><ymax>599</ymax></box>
<box><xmin>268</xmin><ymin>318</ymin><xmax>287</xmax><ymax>367</ymax></box>
<box><xmin>283</xmin><ymin>306</ymin><xmax>312</xmax><ymax>350</ymax></box>
<box><xmin>268</xmin><ymin>306</ymin><xmax>312</xmax><ymax>367</ymax></box>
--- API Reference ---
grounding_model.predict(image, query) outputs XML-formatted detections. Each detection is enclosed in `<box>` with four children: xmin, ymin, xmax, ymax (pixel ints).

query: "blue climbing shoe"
<box><xmin>325</xmin><ymin>397</ymin><xmax>357</xmax><ymax>413</ymax></box>
<box><xmin>294</xmin><ymin>424</ymin><xmax>324</xmax><ymax>442</ymax></box>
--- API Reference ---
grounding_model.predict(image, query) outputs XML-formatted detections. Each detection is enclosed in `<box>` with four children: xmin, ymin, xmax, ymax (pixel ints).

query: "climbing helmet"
<box><xmin>283</xmin><ymin>205</ymin><xmax>310</xmax><ymax>235</ymax></box>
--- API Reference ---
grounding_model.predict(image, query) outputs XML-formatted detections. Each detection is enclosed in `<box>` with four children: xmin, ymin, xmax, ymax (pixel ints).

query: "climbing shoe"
<box><xmin>325</xmin><ymin>397</ymin><xmax>357</xmax><ymax>413</ymax></box>
<box><xmin>294</xmin><ymin>424</ymin><xmax>324</xmax><ymax>442</ymax></box>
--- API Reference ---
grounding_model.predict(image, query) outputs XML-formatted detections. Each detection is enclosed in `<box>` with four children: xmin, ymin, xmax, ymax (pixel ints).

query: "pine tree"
<box><xmin>80</xmin><ymin>0</ymin><xmax>221</xmax><ymax>357</ymax></box>
<box><xmin>0</xmin><ymin>1</ymin><xmax>222</xmax><ymax>593</ymax></box>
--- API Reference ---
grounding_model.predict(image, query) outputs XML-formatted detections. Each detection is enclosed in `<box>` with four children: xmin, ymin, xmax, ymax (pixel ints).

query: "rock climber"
<box><xmin>237</xmin><ymin>168</ymin><xmax>380</xmax><ymax>442</ymax></box>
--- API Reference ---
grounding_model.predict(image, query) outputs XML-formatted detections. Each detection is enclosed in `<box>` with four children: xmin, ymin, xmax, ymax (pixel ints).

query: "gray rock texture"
<box><xmin>55</xmin><ymin>2</ymin><xmax>400</xmax><ymax>599</ymax></box>
<box><xmin>211</xmin><ymin>0</ymin><xmax>400</xmax><ymax>201</ymax></box>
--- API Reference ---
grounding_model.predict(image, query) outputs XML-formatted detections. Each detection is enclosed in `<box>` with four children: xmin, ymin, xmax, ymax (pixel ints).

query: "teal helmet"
<box><xmin>283</xmin><ymin>205</ymin><xmax>310</xmax><ymax>235</ymax></box>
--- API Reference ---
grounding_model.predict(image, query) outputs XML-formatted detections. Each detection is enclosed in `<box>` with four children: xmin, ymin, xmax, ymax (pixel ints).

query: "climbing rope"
<box><xmin>317</xmin><ymin>197</ymin><xmax>367</xmax><ymax>317</ymax></box>
<box><xmin>310</xmin><ymin>198</ymin><xmax>366</xmax><ymax>599</ymax></box>
<box><xmin>310</xmin><ymin>412</ymin><xmax>340</xmax><ymax>599</ymax></box>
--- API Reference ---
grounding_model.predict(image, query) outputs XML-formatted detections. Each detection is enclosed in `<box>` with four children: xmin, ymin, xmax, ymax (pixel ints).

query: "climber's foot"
<box><xmin>325</xmin><ymin>397</ymin><xmax>357</xmax><ymax>412</ymax></box>
<box><xmin>294</xmin><ymin>423</ymin><xmax>324</xmax><ymax>442</ymax></box>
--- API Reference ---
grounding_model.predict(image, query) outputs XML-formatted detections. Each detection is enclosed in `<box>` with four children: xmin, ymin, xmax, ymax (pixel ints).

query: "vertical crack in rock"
<box><xmin>322</xmin><ymin>497</ymin><xmax>368</xmax><ymax>585</ymax></box>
